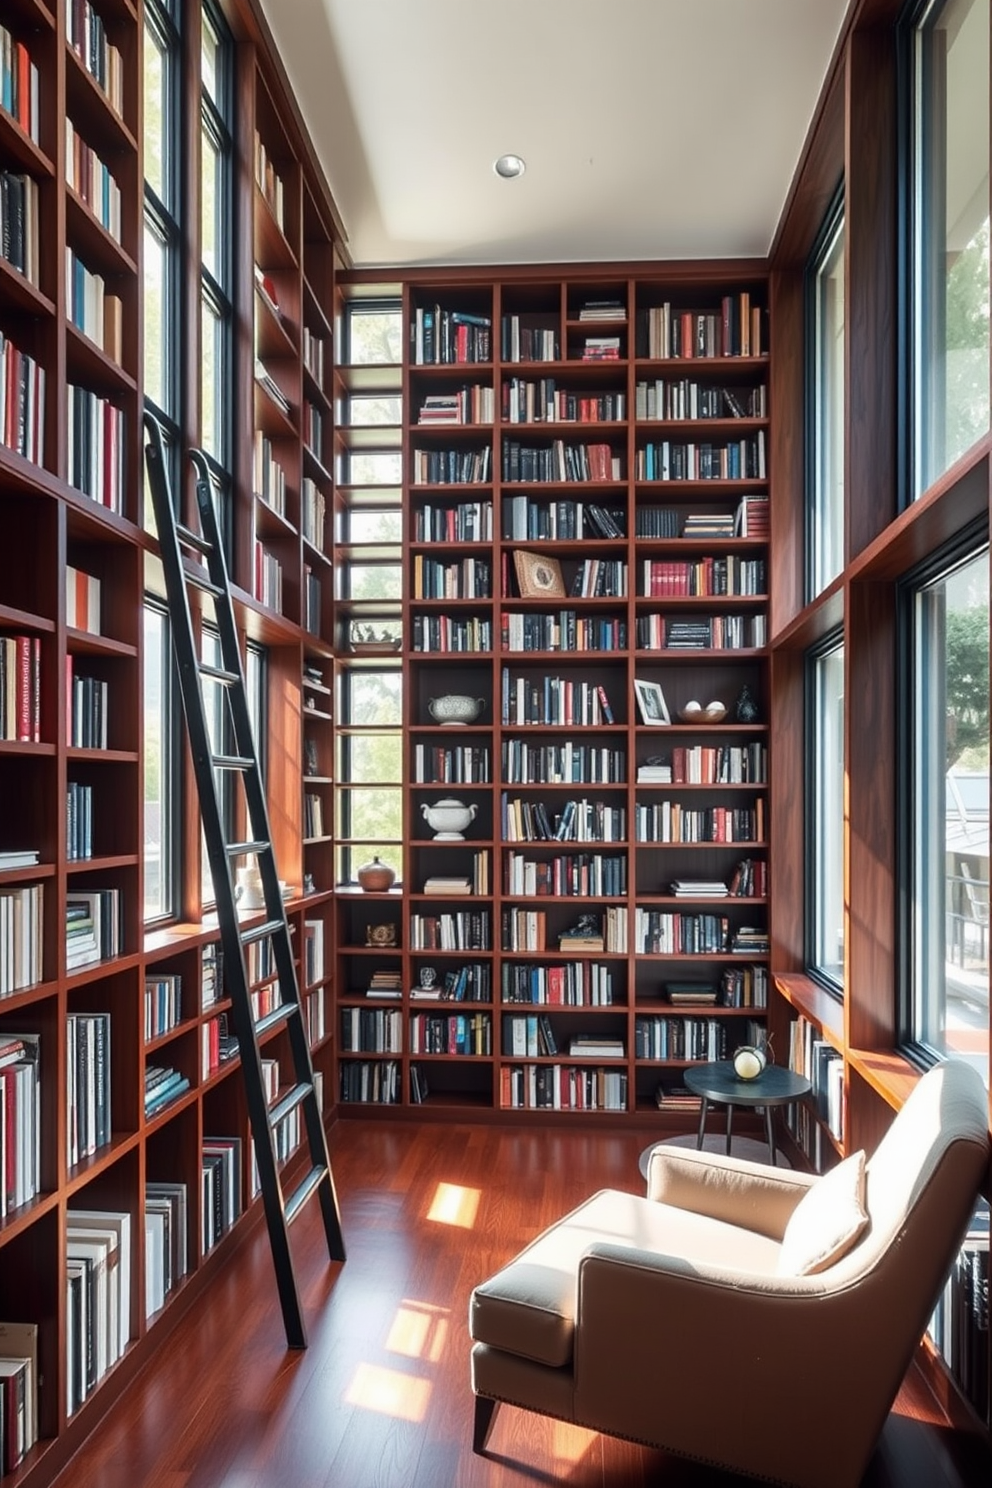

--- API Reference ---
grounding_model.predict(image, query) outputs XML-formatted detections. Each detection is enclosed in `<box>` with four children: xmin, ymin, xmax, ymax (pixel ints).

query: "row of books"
<box><xmin>303</xmin><ymin>987</ymin><xmax>326</xmax><ymax>1045</ymax></box>
<box><xmin>413</xmin><ymin>498</ymin><xmax>493</xmax><ymax>543</ymax></box>
<box><xmin>501</xmin><ymin>794</ymin><xmax>626</xmax><ymax>844</ymax></box>
<box><xmin>66</xmin><ymin>887</ymin><xmax>122</xmax><ymax>971</ymax></box>
<box><xmin>303</xmin><ymin>400</ymin><xmax>323</xmax><ymax>458</ymax></box>
<box><xmin>253</xmin><ymin>540</ymin><xmax>283</xmax><ymax>611</ymax></box>
<box><xmin>0</xmin><ymin>633</ymin><xmax>40</xmax><ymax>743</ymax></box>
<box><xmin>412</xmin><ymin>613</ymin><xmax>492</xmax><ymax>653</ymax></box>
<box><xmin>634</xmin><ymin>1015</ymin><xmax>765</xmax><ymax>1062</ymax></box>
<box><xmin>634</xmin><ymin>379</ymin><xmax>767</xmax><ymax>422</ymax></box>
<box><xmin>412</xmin><ymin>306</ymin><xmax>491</xmax><ymax>365</ymax></box>
<box><xmin>303</xmin><ymin>918</ymin><xmax>325</xmax><ymax>987</ymax></box>
<box><xmin>636</xmin><ymin>613</ymin><xmax>767</xmax><ymax>651</ymax></box>
<box><xmin>66</xmin><ymin>250</ymin><xmax>123</xmax><ymax>363</ymax></box>
<box><xmin>632</xmin><ymin>800</ymin><xmax>766</xmax><ymax>844</ymax></box>
<box><xmin>502</xmin><ymin>380</ymin><xmax>626</xmax><ymax>425</ymax></box>
<box><xmin>68</xmin><ymin>777</ymin><xmax>96</xmax><ymax>863</ymax></box>
<box><xmin>639</xmin><ymin>742</ymin><xmax>768</xmax><ymax>785</ymax></box>
<box><xmin>500</xmin><ymin>904</ymin><xmax>629</xmax><ymax>953</ymax></box>
<box><xmin>635</xmin><ymin>297</ymin><xmax>765</xmax><ymax>360</ymax></box>
<box><xmin>68</xmin><ymin>384</ymin><xmax>125</xmax><ymax>512</ymax></box>
<box><xmin>67</xmin><ymin>667</ymin><xmax>109</xmax><ymax>749</ymax></box>
<box><xmin>301</xmin><ymin>476</ymin><xmax>326</xmax><ymax>547</ymax></box>
<box><xmin>144</xmin><ymin>1063</ymin><xmax>190</xmax><ymax>1120</ymax></box>
<box><xmin>408</xmin><ymin>1012</ymin><xmax>491</xmax><ymax>1055</ymax></box>
<box><xmin>0</xmin><ymin>885</ymin><xmax>43</xmax><ymax>998</ymax></box>
<box><xmin>66</xmin><ymin>563</ymin><xmax>102</xmax><ymax>633</ymax></box>
<box><xmin>66</xmin><ymin>1207</ymin><xmax>131</xmax><ymax>1415</ymax></box>
<box><xmin>500</xmin><ymin>610</ymin><xmax>627</xmax><ymax>654</ymax></box>
<box><xmin>500</xmin><ymin>1063</ymin><xmax>627</xmax><ymax>1111</ymax></box>
<box><xmin>636</xmin><ymin>434</ymin><xmax>766</xmax><ymax>483</ymax></box>
<box><xmin>634</xmin><ymin>909</ymin><xmax>745</xmax><ymax>955</ymax></box>
<box><xmin>67</xmin><ymin>0</ymin><xmax>124</xmax><ymax>116</ymax></box>
<box><xmin>200</xmin><ymin>1013</ymin><xmax>238</xmax><ymax>1078</ymax></box>
<box><xmin>0</xmin><ymin>170</ymin><xmax>39</xmax><ymax>284</ymax></box>
<box><xmin>0</xmin><ymin>333</ymin><xmax>44</xmax><ymax>465</ymax></box>
<box><xmin>0</xmin><ymin>1033</ymin><xmax>39</xmax><ymax>1215</ymax></box>
<box><xmin>303</xmin><ymin>565</ymin><xmax>322</xmax><ymax>635</ymax></box>
<box><xmin>0</xmin><ymin>1320</ymin><xmax>38</xmax><ymax>1473</ymax></box>
<box><xmin>501</xmin><ymin>495</ymin><xmax>624</xmax><ymax>541</ymax></box>
<box><xmin>500</xmin><ymin>960</ymin><xmax>614</xmax><ymax>1006</ymax></box>
<box><xmin>411</xmin><ymin>554</ymin><xmax>491</xmax><ymax>600</ymax></box>
<box><xmin>413</xmin><ymin>743</ymin><xmax>491</xmax><ymax>784</ymax></box>
<box><xmin>145</xmin><ymin>1182</ymin><xmax>188</xmax><ymax>1319</ymax></box>
<box><xmin>253</xmin><ymin>131</ymin><xmax>285</xmax><ymax>230</ymax></box>
<box><xmin>930</xmin><ymin>1200</ymin><xmax>989</xmax><ymax>1423</ymax></box>
<box><xmin>0</xmin><ymin>25</ymin><xmax>40</xmax><ymax>144</ymax></box>
<box><xmin>640</xmin><ymin>555</ymin><xmax>767</xmax><ymax>597</ymax></box>
<box><xmin>502</xmin><ymin>439</ymin><xmax>621</xmax><ymax>484</ymax></box>
<box><xmin>417</xmin><ymin>386</ymin><xmax>495</xmax><ymax>425</ymax></box>
<box><xmin>252</xmin><ymin>430</ymin><xmax>287</xmax><ymax>514</ymax></box>
<box><xmin>145</xmin><ymin>972</ymin><xmax>181</xmax><ymax>1042</ymax></box>
<box><xmin>501</xmin><ymin>739</ymin><xmax>626</xmax><ymax>784</ymax></box>
<box><xmin>302</xmin><ymin>326</ymin><xmax>325</xmax><ymax>390</ymax></box>
<box><xmin>788</xmin><ymin>1014</ymin><xmax>844</xmax><ymax>1143</ymax></box>
<box><xmin>501</xmin><ymin>673</ymin><xmax>616</xmax><ymax>728</ymax></box>
<box><xmin>363</xmin><ymin>964</ymin><xmax>492</xmax><ymax>1003</ymax></box>
<box><xmin>202</xmin><ymin>1136</ymin><xmax>242</xmax><ymax>1254</ymax></box>
<box><xmin>409</xmin><ymin>911</ymin><xmax>491</xmax><ymax>951</ymax></box>
<box><xmin>339</xmin><ymin>1060</ymin><xmax>400</xmax><ymax>1104</ymax></box>
<box><xmin>66</xmin><ymin>117</ymin><xmax>123</xmax><ymax>242</ymax></box>
<box><xmin>634</xmin><ymin>500</ymin><xmax>772</xmax><ymax>539</ymax></box>
<box><xmin>341</xmin><ymin>1007</ymin><xmax>403</xmax><ymax>1054</ymax></box>
<box><xmin>503</xmin><ymin>851</ymin><xmax>627</xmax><ymax>899</ymax></box>
<box><xmin>411</xmin><ymin>445</ymin><xmax>492</xmax><ymax>486</ymax></box>
<box><xmin>66</xmin><ymin>1011</ymin><xmax>110</xmax><ymax>1165</ymax></box>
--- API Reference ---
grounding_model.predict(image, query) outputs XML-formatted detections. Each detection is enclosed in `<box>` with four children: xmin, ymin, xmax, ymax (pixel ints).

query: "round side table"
<box><xmin>683</xmin><ymin>1061</ymin><xmax>813</xmax><ymax>1165</ymax></box>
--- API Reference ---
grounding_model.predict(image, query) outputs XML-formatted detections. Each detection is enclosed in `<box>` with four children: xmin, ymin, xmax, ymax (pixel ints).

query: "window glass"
<box><xmin>347</xmin><ymin>734</ymin><xmax>403</xmax><ymax>784</ymax></box>
<box><xmin>246</xmin><ymin>641</ymin><xmax>266</xmax><ymax>772</ymax></box>
<box><xmin>912</xmin><ymin>0</ymin><xmax>990</xmax><ymax>494</ymax></box>
<box><xmin>342</xmin><ymin>564</ymin><xmax>403</xmax><ymax>603</ymax></box>
<box><xmin>144</xmin><ymin>602</ymin><xmax>174</xmax><ymax>920</ymax></box>
<box><xmin>347</xmin><ymin>307</ymin><xmax>403</xmax><ymax>365</ymax></box>
<box><xmin>143</xmin><ymin>18</ymin><xmax>168</xmax><ymax>205</ymax></box>
<box><xmin>201</xmin><ymin>10</ymin><xmax>220</xmax><ymax>105</ymax></box>
<box><xmin>347</xmin><ymin>395</ymin><xmax>403</xmax><ymax>426</ymax></box>
<box><xmin>344</xmin><ymin>671</ymin><xmax>402</xmax><ymax>728</ymax></box>
<box><xmin>909</xmin><ymin>544</ymin><xmax>989</xmax><ymax>1084</ymax></box>
<box><xmin>341</xmin><ymin>510</ymin><xmax>403</xmax><ymax>545</ymax></box>
<box><xmin>345</xmin><ymin>451</ymin><xmax>403</xmax><ymax>486</ymax></box>
<box><xmin>200</xmin><ymin>123</ymin><xmax>219</xmax><ymax>280</ymax></box>
<box><xmin>810</xmin><ymin>210</ymin><xmax>845</xmax><ymax>595</ymax></box>
<box><xmin>201</xmin><ymin>291</ymin><xmax>223</xmax><ymax>461</ymax></box>
<box><xmin>809</xmin><ymin>641</ymin><xmax>845</xmax><ymax>986</ymax></box>
<box><xmin>143</xmin><ymin>217</ymin><xmax>168</xmax><ymax>412</ymax></box>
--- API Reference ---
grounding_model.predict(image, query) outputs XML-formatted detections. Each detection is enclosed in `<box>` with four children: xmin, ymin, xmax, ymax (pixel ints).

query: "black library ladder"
<box><xmin>143</xmin><ymin>414</ymin><xmax>346</xmax><ymax>1348</ymax></box>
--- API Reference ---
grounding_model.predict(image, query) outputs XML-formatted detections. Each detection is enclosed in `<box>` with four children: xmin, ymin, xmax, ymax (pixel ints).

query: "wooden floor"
<box><xmin>54</xmin><ymin>1119</ymin><xmax>992</xmax><ymax>1488</ymax></box>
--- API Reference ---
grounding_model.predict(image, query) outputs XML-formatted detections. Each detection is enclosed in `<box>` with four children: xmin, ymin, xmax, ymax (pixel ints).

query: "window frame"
<box><xmin>804</xmin><ymin>627</ymin><xmax>847</xmax><ymax>995</ymax></box>
<box><xmin>897</xmin><ymin>516</ymin><xmax>990</xmax><ymax>1065</ymax></box>
<box><xmin>804</xmin><ymin>183</ymin><xmax>846</xmax><ymax>601</ymax></box>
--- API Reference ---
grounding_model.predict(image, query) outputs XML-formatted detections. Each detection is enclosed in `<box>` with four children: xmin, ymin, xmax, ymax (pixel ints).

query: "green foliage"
<box><xmin>945</xmin><ymin>602</ymin><xmax>990</xmax><ymax>768</ymax></box>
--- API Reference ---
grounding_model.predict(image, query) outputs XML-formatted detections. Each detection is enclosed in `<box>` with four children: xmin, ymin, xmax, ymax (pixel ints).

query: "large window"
<box><xmin>904</xmin><ymin>537</ymin><xmax>989</xmax><ymax>1084</ymax></box>
<box><xmin>143</xmin><ymin>0</ymin><xmax>181</xmax><ymax>519</ymax></box>
<box><xmin>199</xmin><ymin>2</ymin><xmax>235</xmax><ymax>552</ymax></box>
<box><xmin>143</xmin><ymin>601</ymin><xmax>177</xmax><ymax>921</ymax></box>
<box><xmin>807</xmin><ymin>195</ymin><xmax>845</xmax><ymax>597</ymax></box>
<box><xmin>908</xmin><ymin>0</ymin><xmax>990</xmax><ymax>497</ymax></box>
<box><xmin>807</xmin><ymin>636</ymin><xmax>846</xmax><ymax>988</ymax></box>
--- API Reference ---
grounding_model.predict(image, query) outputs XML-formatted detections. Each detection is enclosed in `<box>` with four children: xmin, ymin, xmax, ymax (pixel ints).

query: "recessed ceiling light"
<box><xmin>494</xmin><ymin>154</ymin><xmax>526</xmax><ymax>179</ymax></box>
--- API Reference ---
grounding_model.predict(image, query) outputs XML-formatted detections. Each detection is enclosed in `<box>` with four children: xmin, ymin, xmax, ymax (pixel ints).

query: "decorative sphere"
<box><xmin>733</xmin><ymin>1046</ymin><xmax>766</xmax><ymax>1081</ymax></box>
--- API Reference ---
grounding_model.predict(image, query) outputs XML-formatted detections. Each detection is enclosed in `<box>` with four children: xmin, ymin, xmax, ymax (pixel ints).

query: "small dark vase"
<box><xmin>735</xmin><ymin>684</ymin><xmax>759</xmax><ymax>723</ymax></box>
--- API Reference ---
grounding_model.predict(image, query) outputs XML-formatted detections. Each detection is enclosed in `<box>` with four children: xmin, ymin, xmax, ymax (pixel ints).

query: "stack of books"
<box><xmin>665</xmin><ymin>981</ymin><xmax>719</xmax><ymax>1006</ymax></box>
<box><xmin>568</xmin><ymin>1035</ymin><xmax>624</xmax><ymax>1058</ymax></box>
<box><xmin>636</xmin><ymin>760</ymin><xmax>672</xmax><ymax>783</ymax></box>
<box><xmin>422</xmin><ymin>875</ymin><xmax>471</xmax><ymax>895</ymax></box>
<box><xmin>682</xmin><ymin>511</ymin><xmax>735</xmax><ymax>539</ymax></box>
<box><xmin>144</xmin><ymin>1065</ymin><xmax>190</xmax><ymax>1119</ymax></box>
<box><xmin>580</xmin><ymin>335</ymin><xmax>621</xmax><ymax>361</ymax></box>
<box><xmin>366</xmin><ymin>971</ymin><xmax>402</xmax><ymax>999</ymax></box>
<box><xmin>670</xmin><ymin>879</ymin><xmax>728</xmax><ymax>898</ymax></box>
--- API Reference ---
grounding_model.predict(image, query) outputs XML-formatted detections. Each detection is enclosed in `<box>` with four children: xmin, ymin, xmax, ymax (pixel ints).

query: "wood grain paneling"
<box><xmin>769</xmin><ymin>269</ymin><xmax>806</xmax><ymax>636</ymax></box>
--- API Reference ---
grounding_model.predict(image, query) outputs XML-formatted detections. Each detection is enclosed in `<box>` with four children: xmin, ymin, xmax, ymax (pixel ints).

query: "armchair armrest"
<box><xmin>646</xmin><ymin>1145</ymin><xmax>817</xmax><ymax>1240</ymax></box>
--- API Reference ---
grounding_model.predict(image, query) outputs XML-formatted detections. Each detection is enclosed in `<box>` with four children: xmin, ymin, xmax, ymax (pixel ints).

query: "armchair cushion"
<box><xmin>777</xmin><ymin>1148</ymin><xmax>869</xmax><ymax>1276</ymax></box>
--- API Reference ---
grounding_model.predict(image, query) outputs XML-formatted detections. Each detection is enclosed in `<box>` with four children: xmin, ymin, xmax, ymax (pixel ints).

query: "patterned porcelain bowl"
<box><xmin>427</xmin><ymin>694</ymin><xmax>485</xmax><ymax>725</ymax></box>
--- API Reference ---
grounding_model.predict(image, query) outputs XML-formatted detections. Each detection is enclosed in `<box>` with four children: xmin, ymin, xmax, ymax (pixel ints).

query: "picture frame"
<box><xmin>514</xmin><ymin>549</ymin><xmax>566</xmax><ymax>599</ymax></box>
<box><xmin>634</xmin><ymin>678</ymin><xmax>670</xmax><ymax>726</ymax></box>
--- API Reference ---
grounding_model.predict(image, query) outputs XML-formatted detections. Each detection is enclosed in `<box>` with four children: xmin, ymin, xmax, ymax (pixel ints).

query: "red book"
<box><xmin>15</xmin><ymin>43</ymin><xmax>31</xmax><ymax>136</ymax></box>
<box><xmin>16</xmin><ymin>636</ymin><xmax>31</xmax><ymax>742</ymax></box>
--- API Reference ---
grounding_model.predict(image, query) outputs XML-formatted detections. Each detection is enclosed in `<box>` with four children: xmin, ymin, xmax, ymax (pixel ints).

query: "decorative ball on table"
<box><xmin>733</xmin><ymin>1044</ymin><xmax>767</xmax><ymax>1081</ymax></box>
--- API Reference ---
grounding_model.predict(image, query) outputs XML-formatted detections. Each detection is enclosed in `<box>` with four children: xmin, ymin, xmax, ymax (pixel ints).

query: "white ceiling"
<box><xmin>260</xmin><ymin>0</ymin><xmax>849</xmax><ymax>269</ymax></box>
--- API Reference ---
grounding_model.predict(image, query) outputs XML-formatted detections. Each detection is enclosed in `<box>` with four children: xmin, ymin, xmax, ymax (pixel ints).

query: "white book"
<box><xmin>68</xmin><ymin>1209</ymin><xmax>131</xmax><ymax>1359</ymax></box>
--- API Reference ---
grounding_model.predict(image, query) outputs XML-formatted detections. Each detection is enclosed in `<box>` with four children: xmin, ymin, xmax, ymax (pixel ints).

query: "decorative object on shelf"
<box><xmin>303</xmin><ymin>872</ymin><xmax>316</xmax><ymax>895</ymax></box>
<box><xmin>356</xmin><ymin>856</ymin><xmax>396</xmax><ymax>893</ymax></box>
<box><xmin>634</xmin><ymin>678</ymin><xmax>670</xmax><ymax>725</ymax></box>
<box><xmin>303</xmin><ymin>737</ymin><xmax>319</xmax><ymax>776</ymax></box>
<box><xmin>349</xmin><ymin>622</ymin><xmax>402</xmax><ymax>655</ymax></box>
<box><xmin>427</xmin><ymin>694</ymin><xmax>485</xmax><ymax>726</ymax></box>
<box><xmin>735</xmin><ymin>684</ymin><xmax>760</xmax><ymax>723</ymax></box>
<box><xmin>514</xmin><ymin>549</ymin><xmax>566</xmax><ymax>599</ymax></box>
<box><xmin>422</xmin><ymin>797</ymin><xmax>478</xmax><ymax>840</ymax></box>
<box><xmin>678</xmin><ymin>699</ymin><xmax>727</xmax><ymax>723</ymax></box>
<box><xmin>366</xmin><ymin>922</ymin><xmax>397</xmax><ymax>947</ymax></box>
<box><xmin>558</xmin><ymin>912</ymin><xmax>605</xmax><ymax>951</ymax></box>
<box><xmin>235</xmin><ymin>862</ymin><xmax>264</xmax><ymax>910</ymax></box>
<box><xmin>419</xmin><ymin>966</ymin><xmax>438</xmax><ymax>992</ymax></box>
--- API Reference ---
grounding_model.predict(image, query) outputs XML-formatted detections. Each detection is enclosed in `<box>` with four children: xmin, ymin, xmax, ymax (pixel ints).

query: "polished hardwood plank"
<box><xmin>54</xmin><ymin>1120</ymin><xmax>990</xmax><ymax>1488</ymax></box>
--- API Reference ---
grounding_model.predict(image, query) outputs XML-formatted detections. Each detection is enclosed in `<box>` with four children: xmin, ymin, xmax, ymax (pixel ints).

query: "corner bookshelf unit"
<box><xmin>334</xmin><ymin>267</ymin><xmax>771</xmax><ymax>1123</ymax></box>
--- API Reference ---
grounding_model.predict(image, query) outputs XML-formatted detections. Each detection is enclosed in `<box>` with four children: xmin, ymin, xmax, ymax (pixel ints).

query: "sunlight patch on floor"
<box><xmin>344</xmin><ymin>1362</ymin><xmax>432</xmax><ymax>1421</ymax></box>
<box><xmin>552</xmin><ymin>1419</ymin><xmax>599</xmax><ymax>1463</ymax></box>
<box><xmin>386</xmin><ymin>1300</ymin><xmax>449</xmax><ymax>1363</ymax></box>
<box><xmin>426</xmin><ymin>1181</ymin><xmax>480</xmax><ymax>1228</ymax></box>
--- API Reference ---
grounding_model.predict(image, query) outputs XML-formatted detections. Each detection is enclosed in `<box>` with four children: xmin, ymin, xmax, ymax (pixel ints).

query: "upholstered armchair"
<box><xmin>469</xmin><ymin>1059</ymin><xmax>990</xmax><ymax>1488</ymax></box>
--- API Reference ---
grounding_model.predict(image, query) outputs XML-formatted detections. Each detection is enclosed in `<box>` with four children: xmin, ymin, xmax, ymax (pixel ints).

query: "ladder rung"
<box><xmin>240</xmin><ymin>917</ymin><xmax>284</xmax><ymax>946</ymax></box>
<box><xmin>254</xmin><ymin>1001</ymin><xmax>296</xmax><ymax>1038</ymax></box>
<box><xmin>226</xmin><ymin>838</ymin><xmax>270</xmax><ymax>858</ymax></box>
<box><xmin>212</xmin><ymin>753</ymin><xmax>254</xmax><ymax>771</ymax></box>
<box><xmin>284</xmin><ymin>1165</ymin><xmax>327</xmax><ymax>1226</ymax></box>
<box><xmin>268</xmin><ymin>1081</ymin><xmax>311</xmax><ymax>1130</ymax></box>
<box><xmin>183</xmin><ymin>563</ymin><xmax>223</xmax><ymax>599</ymax></box>
<box><xmin>176</xmin><ymin>521</ymin><xmax>211</xmax><ymax>555</ymax></box>
<box><xmin>199</xmin><ymin>661</ymin><xmax>240</xmax><ymax>685</ymax></box>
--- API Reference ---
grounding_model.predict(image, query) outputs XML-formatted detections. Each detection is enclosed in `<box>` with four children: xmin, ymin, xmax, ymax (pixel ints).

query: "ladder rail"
<box><xmin>143</xmin><ymin>416</ymin><xmax>345</xmax><ymax>1350</ymax></box>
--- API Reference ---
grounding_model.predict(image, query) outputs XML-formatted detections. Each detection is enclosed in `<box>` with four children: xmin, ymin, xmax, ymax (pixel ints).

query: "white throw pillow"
<box><xmin>777</xmin><ymin>1149</ymin><xmax>869</xmax><ymax>1276</ymax></box>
